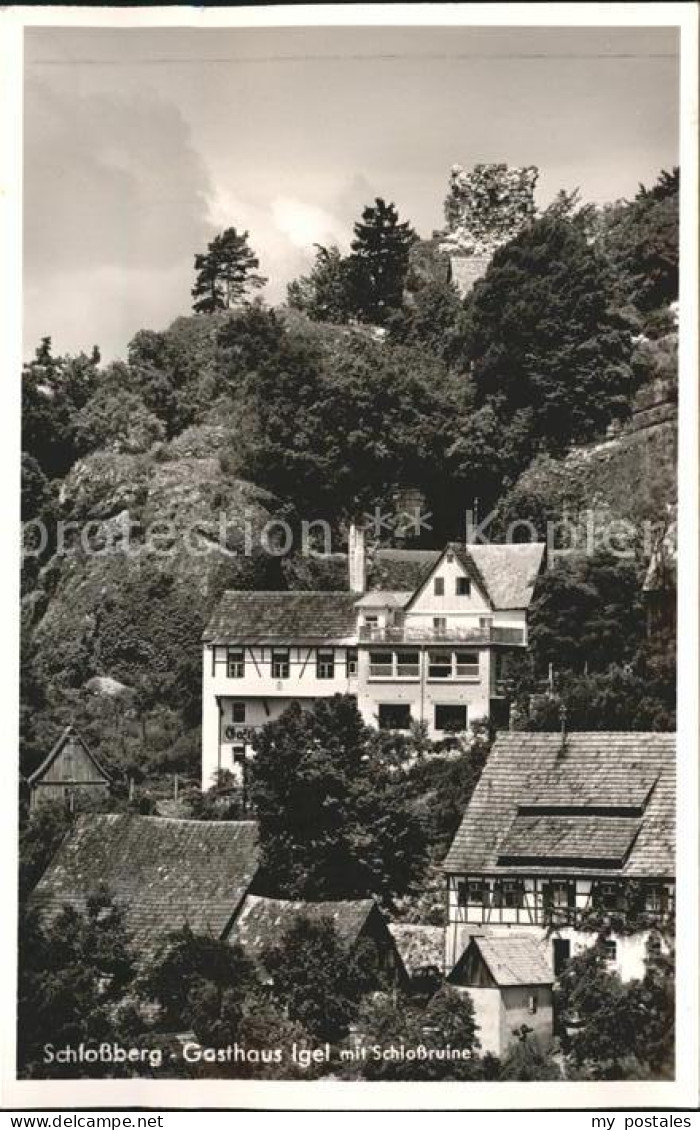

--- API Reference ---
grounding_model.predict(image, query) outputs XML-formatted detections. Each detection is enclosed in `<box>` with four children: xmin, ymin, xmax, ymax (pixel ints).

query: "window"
<box><xmin>316</xmin><ymin>648</ymin><xmax>335</xmax><ymax>679</ymax></box>
<box><xmin>602</xmin><ymin>940</ymin><xmax>617</xmax><ymax>964</ymax></box>
<box><xmin>553</xmin><ymin>938</ymin><xmax>571</xmax><ymax>976</ymax></box>
<box><xmin>346</xmin><ymin>648</ymin><xmax>358</xmax><ymax>677</ymax></box>
<box><xmin>644</xmin><ymin>886</ymin><xmax>667</xmax><ymax>914</ymax></box>
<box><xmin>227</xmin><ymin>648</ymin><xmax>245</xmax><ymax>678</ymax></box>
<box><xmin>369</xmin><ymin>650</ymin><xmax>393</xmax><ymax>678</ymax></box>
<box><xmin>378</xmin><ymin>703</ymin><xmax>412</xmax><ymax>731</ymax></box>
<box><xmin>434</xmin><ymin>704</ymin><xmax>467</xmax><ymax>733</ymax></box>
<box><xmin>434</xmin><ymin>577</ymin><xmax>445</xmax><ymax>596</ymax></box>
<box><xmin>528</xmin><ymin>993</ymin><xmax>538</xmax><ymax>1015</ymax></box>
<box><xmin>396</xmin><ymin>649</ymin><xmax>420</xmax><ymax>678</ymax></box>
<box><xmin>232</xmin><ymin>743</ymin><xmax>246</xmax><ymax>765</ymax></box>
<box><xmin>455</xmin><ymin>650</ymin><xmax>479</xmax><ymax>679</ymax></box>
<box><xmin>493</xmin><ymin>880</ymin><xmax>524</xmax><ymax>909</ymax></box>
<box><xmin>271</xmin><ymin>648</ymin><xmax>290</xmax><ymax>679</ymax></box>
<box><xmin>231</xmin><ymin>702</ymin><xmax>246</xmax><ymax>724</ymax></box>
<box><xmin>428</xmin><ymin>650</ymin><xmax>451</xmax><ymax>678</ymax></box>
<box><xmin>462</xmin><ymin>880</ymin><xmax>489</xmax><ymax>907</ymax></box>
<box><xmin>544</xmin><ymin>881</ymin><xmax>575</xmax><ymax>910</ymax></box>
<box><xmin>456</xmin><ymin>576</ymin><xmax>471</xmax><ymax>596</ymax></box>
<box><xmin>364</xmin><ymin>615</ymin><xmax>379</xmax><ymax>637</ymax></box>
<box><xmin>593</xmin><ymin>883</ymin><xmax>622</xmax><ymax>912</ymax></box>
<box><xmin>433</xmin><ymin>616</ymin><xmax>447</xmax><ymax>637</ymax></box>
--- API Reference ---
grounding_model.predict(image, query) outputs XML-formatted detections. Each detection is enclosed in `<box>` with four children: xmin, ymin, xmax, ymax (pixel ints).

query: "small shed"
<box><xmin>230</xmin><ymin>895</ymin><xmax>409</xmax><ymax>990</ymax></box>
<box><xmin>27</xmin><ymin>726</ymin><xmax>111</xmax><ymax>813</ymax></box>
<box><xmin>448</xmin><ymin>934</ymin><xmax>554</xmax><ymax>1057</ymax></box>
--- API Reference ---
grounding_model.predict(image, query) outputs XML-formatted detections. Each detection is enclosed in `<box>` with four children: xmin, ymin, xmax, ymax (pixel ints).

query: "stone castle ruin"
<box><xmin>406</xmin><ymin>162</ymin><xmax>539</xmax><ymax>300</ymax></box>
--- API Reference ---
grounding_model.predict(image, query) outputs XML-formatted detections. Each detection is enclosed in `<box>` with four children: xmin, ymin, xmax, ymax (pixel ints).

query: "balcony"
<box><xmin>359</xmin><ymin>624</ymin><xmax>526</xmax><ymax>645</ymax></box>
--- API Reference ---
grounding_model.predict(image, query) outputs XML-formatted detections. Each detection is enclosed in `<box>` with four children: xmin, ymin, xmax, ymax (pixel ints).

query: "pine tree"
<box><xmin>191</xmin><ymin>228</ymin><xmax>267</xmax><ymax>313</ymax></box>
<box><xmin>349</xmin><ymin>198</ymin><xmax>417</xmax><ymax>324</ymax></box>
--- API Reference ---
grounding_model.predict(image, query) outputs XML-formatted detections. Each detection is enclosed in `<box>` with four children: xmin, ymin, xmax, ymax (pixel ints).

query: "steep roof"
<box><xmin>27</xmin><ymin>726</ymin><xmax>111</xmax><ymax>787</ymax></box>
<box><xmin>203</xmin><ymin>591</ymin><xmax>359</xmax><ymax>644</ymax></box>
<box><xmin>29</xmin><ymin>815</ymin><xmax>260</xmax><ymax>963</ymax></box>
<box><xmin>404</xmin><ymin>542</ymin><xmax>545</xmax><ymax>613</ymax></box>
<box><xmin>467</xmin><ymin>543</ymin><xmax>545</xmax><ymax>609</ymax></box>
<box><xmin>230</xmin><ymin>894</ymin><xmax>377</xmax><ymax>959</ymax></box>
<box><xmin>389</xmin><ymin>923</ymin><xmax>445</xmax><ymax>975</ymax></box>
<box><xmin>443</xmin><ymin>732</ymin><xmax>675</xmax><ymax>878</ymax></box>
<box><xmin>454</xmin><ymin>935</ymin><xmax>554</xmax><ymax>987</ymax></box>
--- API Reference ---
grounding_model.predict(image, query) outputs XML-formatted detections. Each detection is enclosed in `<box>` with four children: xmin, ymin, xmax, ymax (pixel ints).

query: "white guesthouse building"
<box><xmin>201</xmin><ymin>535</ymin><xmax>545</xmax><ymax>788</ymax></box>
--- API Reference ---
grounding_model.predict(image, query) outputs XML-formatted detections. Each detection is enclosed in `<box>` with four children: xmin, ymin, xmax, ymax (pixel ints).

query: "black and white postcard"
<box><xmin>1</xmin><ymin>3</ymin><xmax>698</xmax><ymax>1114</ymax></box>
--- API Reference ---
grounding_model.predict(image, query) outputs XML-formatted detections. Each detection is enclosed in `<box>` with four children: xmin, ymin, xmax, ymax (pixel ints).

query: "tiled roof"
<box><xmin>467</xmin><ymin>543</ymin><xmax>545</xmax><ymax>609</ymax></box>
<box><xmin>354</xmin><ymin>591</ymin><xmax>412</xmax><ymax>609</ymax></box>
<box><xmin>460</xmin><ymin>935</ymin><xmax>554</xmax><ymax>987</ymax></box>
<box><xmin>203</xmin><ymin>591</ymin><xmax>359</xmax><ymax>643</ymax></box>
<box><xmin>443</xmin><ymin>732</ymin><xmax>675</xmax><ymax>878</ymax></box>
<box><xmin>389</xmin><ymin>923</ymin><xmax>445</xmax><ymax>975</ymax></box>
<box><xmin>497</xmin><ymin>814</ymin><xmax>641</xmax><ymax>866</ymax></box>
<box><xmin>369</xmin><ymin>549</ymin><xmax>441</xmax><ymax>591</ymax></box>
<box><xmin>27</xmin><ymin>726</ymin><xmax>111</xmax><ymax>786</ymax></box>
<box><xmin>230</xmin><ymin>894</ymin><xmax>376</xmax><ymax>959</ymax></box>
<box><xmin>29</xmin><ymin>815</ymin><xmax>260</xmax><ymax>964</ymax></box>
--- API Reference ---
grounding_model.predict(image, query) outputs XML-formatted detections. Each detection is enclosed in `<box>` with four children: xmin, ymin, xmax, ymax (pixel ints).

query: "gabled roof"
<box><xmin>404</xmin><ymin>542</ymin><xmax>545</xmax><ymax>613</ymax></box>
<box><xmin>27</xmin><ymin>726</ymin><xmax>112</xmax><ymax>787</ymax></box>
<box><xmin>443</xmin><ymin>732</ymin><xmax>675</xmax><ymax>878</ymax></box>
<box><xmin>203</xmin><ymin>591</ymin><xmax>359</xmax><ymax>644</ymax></box>
<box><xmin>453</xmin><ymin>935</ymin><xmax>554</xmax><ymax>987</ymax></box>
<box><xmin>229</xmin><ymin>894</ymin><xmax>377</xmax><ymax>959</ymax></box>
<box><xmin>29</xmin><ymin>815</ymin><xmax>260</xmax><ymax>964</ymax></box>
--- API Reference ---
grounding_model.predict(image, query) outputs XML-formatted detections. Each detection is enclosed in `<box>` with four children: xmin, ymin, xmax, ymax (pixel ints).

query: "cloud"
<box><xmin>24</xmin><ymin>80</ymin><xmax>213</xmax><ymax>277</ymax></box>
<box><xmin>270</xmin><ymin>196</ymin><xmax>347</xmax><ymax>251</ymax></box>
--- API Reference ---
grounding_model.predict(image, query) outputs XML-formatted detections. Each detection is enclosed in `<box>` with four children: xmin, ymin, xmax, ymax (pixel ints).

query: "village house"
<box><xmin>26</xmin><ymin>726</ymin><xmax>111</xmax><ymax>813</ymax></box>
<box><xmin>448</xmin><ymin>933</ymin><xmax>555</xmax><ymax>1057</ymax></box>
<box><xmin>443</xmin><ymin>731</ymin><xmax>675</xmax><ymax>983</ymax></box>
<box><xmin>201</xmin><ymin>528</ymin><xmax>545</xmax><ymax>788</ymax></box>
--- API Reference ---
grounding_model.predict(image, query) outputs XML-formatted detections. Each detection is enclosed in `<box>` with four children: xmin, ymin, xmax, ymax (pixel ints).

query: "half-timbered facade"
<box><xmin>443</xmin><ymin>732</ymin><xmax>675</xmax><ymax>982</ymax></box>
<box><xmin>201</xmin><ymin>536</ymin><xmax>545</xmax><ymax>787</ymax></box>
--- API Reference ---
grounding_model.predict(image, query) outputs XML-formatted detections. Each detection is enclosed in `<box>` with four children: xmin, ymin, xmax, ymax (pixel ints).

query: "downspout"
<box><xmin>215</xmin><ymin>694</ymin><xmax>223</xmax><ymax>780</ymax></box>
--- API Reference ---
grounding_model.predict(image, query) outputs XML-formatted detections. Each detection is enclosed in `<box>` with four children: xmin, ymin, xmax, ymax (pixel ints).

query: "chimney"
<box><xmin>348</xmin><ymin>522</ymin><xmax>366</xmax><ymax>594</ymax></box>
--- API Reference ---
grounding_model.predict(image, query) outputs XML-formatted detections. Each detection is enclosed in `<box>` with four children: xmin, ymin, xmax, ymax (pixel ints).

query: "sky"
<box><xmin>23</xmin><ymin>24</ymin><xmax>680</xmax><ymax>361</ymax></box>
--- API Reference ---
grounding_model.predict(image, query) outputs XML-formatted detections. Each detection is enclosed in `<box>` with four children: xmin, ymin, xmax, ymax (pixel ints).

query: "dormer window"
<box><xmin>456</xmin><ymin>576</ymin><xmax>471</xmax><ymax>596</ymax></box>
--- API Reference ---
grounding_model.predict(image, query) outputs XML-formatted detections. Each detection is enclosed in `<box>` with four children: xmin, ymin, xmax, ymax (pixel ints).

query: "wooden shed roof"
<box><xmin>455</xmin><ymin>935</ymin><xmax>554</xmax><ymax>987</ymax></box>
<box><xmin>229</xmin><ymin>894</ymin><xmax>377</xmax><ymax>959</ymax></box>
<box><xmin>27</xmin><ymin>726</ymin><xmax>112</xmax><ymax>787</ymax></box>
<box><xmin>443</xmin><ymin>732</ymin><xmax>675</xmax><ymax>878</ymax></box>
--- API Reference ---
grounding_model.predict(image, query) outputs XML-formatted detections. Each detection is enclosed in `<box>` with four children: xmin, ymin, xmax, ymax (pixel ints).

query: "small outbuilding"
<box><xmin>448</xmin><ymin>934</ymin><xmax>554</xmax><ymax>1057</ymax></box>
<box><xmin>27</xmin><ymin>726</ymin><xmax>111</xmax><ymax>813</ymax></box>
<box><xmin>230</xmin><ymin>894</ymin><xmax>409</xmax><ymax>990</ymax></box>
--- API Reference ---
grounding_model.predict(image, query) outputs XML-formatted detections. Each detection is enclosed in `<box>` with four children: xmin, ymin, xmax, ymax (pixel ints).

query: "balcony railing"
<box><xmin>359</xmin><ymin>624</ymin><xmax>526</xmax><ymax>645</ymax></box>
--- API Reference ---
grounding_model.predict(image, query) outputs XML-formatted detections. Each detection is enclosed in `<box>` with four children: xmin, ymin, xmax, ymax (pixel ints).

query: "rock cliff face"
<box><xmin>406</xmin><ymin>163</ymin><xmax>538</xmax><ymax>300</ymax></box>
<box><xmin>23</xmin><ymin>425</ymin><xmax>279</xmax><ymax>692</ymax></box>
